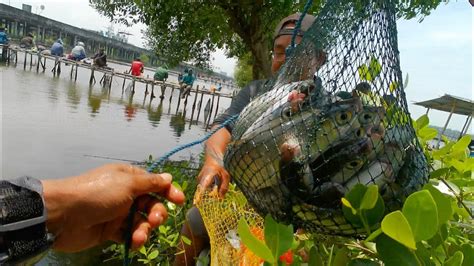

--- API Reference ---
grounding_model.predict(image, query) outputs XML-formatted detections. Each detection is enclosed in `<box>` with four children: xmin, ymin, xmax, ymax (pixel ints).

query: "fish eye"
<box><xmin>355</xmin><ymin>127</ymin><xmax>365</xmax><ymax>138</ymax></box>
<box><xmin>335</xmin><ymin>111</ymin><xmax>352</xmax><ymax>125</ymax></box>
<box><xmin>346</xmin><ymin>159</ymin><xmax>363</xmax><ymax>169</ymax></box>
<box><xmin>281</xmin><ymin>107</ymin><xmax>292</xmax><ymax>119</ymax></box>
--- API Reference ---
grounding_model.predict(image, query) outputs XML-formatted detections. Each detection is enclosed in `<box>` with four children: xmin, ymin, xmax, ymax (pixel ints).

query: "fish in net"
<box><xmin>223</xmin><ymin>0</ymin><xmax>429</xmax><ymax>236</ymax></box>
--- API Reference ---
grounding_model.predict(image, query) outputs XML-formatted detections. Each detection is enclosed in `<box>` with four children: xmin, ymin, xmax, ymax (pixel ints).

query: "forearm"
<box><xmin>203</xmin><ymin>127</ymin><xmax>231</xmax><ymax>164</ymax></box>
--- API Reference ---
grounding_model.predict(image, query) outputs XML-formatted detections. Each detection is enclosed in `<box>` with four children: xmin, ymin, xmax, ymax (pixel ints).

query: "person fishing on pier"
<box><xmin>92</xmin><ymin>48</ymin><xmax>107</xmax><ymax>68</ymax></box>
<box><xmin>174</xmin><ymin>13</ymin><xmax>328</xmax><ymax>266</ymax></box>
<box><xmin>68</xmin><ymin>41</ymin><xmax>86</xmax><ymax>61</ymax></box>
<box><xmin>50</xmin><ymin>39</ymin><xmax>64</xmax><ymax>57</ymax></box>
<box><xmin>19</xmin><ymin>32</ymin><xmax>36</xmax><ymax>50</ymax></box>
<box><xmin>130</xmin><ymin>57</ymin><xmax>145</xmax><ymax>77</ymax></box>
<box><xmin>0</xmin><ymin>27</ymin><xmax>8</xmax><ymax>61</ymax></box>
<box><xmin>180</xmin><ymin>68</ymin><xmax>195</xmax><ymax>99</ymax></box>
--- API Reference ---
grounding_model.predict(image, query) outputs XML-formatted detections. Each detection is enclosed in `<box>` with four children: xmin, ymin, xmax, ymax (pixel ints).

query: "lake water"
<box><xmin>0</xmin><ymin>52</ymin><xmax>233</xmax><ymax>265</ymax></box>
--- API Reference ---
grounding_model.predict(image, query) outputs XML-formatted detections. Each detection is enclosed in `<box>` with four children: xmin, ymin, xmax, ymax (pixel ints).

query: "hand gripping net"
<box><xmin>224</xmin><ymin>0</ymin><xmax>429</xmax><ymax>235</ymax></box>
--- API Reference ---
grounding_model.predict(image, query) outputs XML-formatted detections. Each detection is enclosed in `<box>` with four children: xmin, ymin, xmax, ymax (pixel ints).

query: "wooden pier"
<box><xmin>1</xmin><ymin>45</ymin><xmax>234</xmax><ymax>126</ymax></box>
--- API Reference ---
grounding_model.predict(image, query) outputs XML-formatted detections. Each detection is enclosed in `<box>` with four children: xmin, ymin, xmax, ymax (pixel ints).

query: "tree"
<box><xmin>234</xmin><ymin>52</ymin><xmax>254</xmax><ymax>88</ymax></box>
<box><xmin>90</xmin><ymin>0</ymin><xmax>447</xmax><ymax>79</ymax></box>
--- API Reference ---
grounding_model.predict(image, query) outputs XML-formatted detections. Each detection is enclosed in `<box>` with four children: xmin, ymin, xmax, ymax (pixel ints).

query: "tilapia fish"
<box><xmin>224</xmin><ymin>78</ymin><xmax>429</xmax><ymax>235</ymax></box>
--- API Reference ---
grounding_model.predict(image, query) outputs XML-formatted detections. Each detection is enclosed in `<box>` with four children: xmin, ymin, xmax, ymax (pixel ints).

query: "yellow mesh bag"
<box><xmin>194</xmin><ymin>186</ymin><xmax>264</xmax><ymax>266</ymax></box>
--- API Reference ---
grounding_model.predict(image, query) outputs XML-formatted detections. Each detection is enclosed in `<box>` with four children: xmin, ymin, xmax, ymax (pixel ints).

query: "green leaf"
<box><xmin>376</xmin><ymin>234</ymin><xmax>419</xmax><ymax>266</ymax></box>
<box><xmin>427</xmin><ymin>223</ymin><xmax>448</xmax><ymax>248</ymax></box>
<box><xmin>429</xmin><ymin>168</ymin><xmax>449</xmax><ymax>179</ymax></box>
<box><xmin>358</xmin><ymin>64</ymin><xmax>372</xmax><ymax>81</ymax></box>
<box><xmin>415</xmin><ymin>243</ymin><xmax>433</xmax><ymax>266</ymax></box>
<box><xmin>341</xmin><ymin>197</ymin><xmax>357</xmax><ymax>215</ymax></box>
<box><xmin>445</xmin><ymin>251</ymin><xmax>464</xmax><ymax>266</ymax></box>
<box><xmin>172</xmin><ymin>181</ymin><xmax>183</xmax><ymax>191</ymax></box>
<box><xmin>360</xmin><ymin>185</ymin><xmax>379</xmax><ymax>210</ymax></box>
<box><xmin>139</xmin><ymin>246</ymin><xmax>147</xmax><ymax>255</ymax></box>
<box><xmin>451</xmin><ymin>135</ymin><xmax>471</xmax><ymax>153</ymax></box>
<box><xmin>342</xmin><ymin>184</ymin><xmax>385</xmax><ymax>227</ymax></box>
<box><xmin>181</xmin><ymin>235</ymin><xmax>192</xmax><ymax>245</ymax></box>
<box><xmin>402</xmin><ymin>190</ymin><xmax>439</xmax><ymax>242</ymax></box>
<box><xmin>237</xmin><ymin>218</ymin><xmax>274</xmax><ymax>263</ymax></box>
<box><xmin>148</xmin><ymin>250</ymin><xmax>159</xmax><ymax>260</ymax></box>
<box><xmin>368</xmin><ymin>56</ymin><xmax>382</xmax><ymax>80</ymax></box>
<box><xmin>423</xmin><ymin>184</ymin><xmax>453</xmax><ymax>226</ymax></box>
<box><xmin>333</xmin><ymin>247</ymin><xmax>350</xmax><ymax>266</ymax></box>
<box><xmin>418</xmin><ymin>127</ymin><xmax>438</xmax><ymax>141</ymax></box>
<box><xmin>264</xmin><ymin>215</ymin><xmax>293</xmax><ymax>260</ymax></box>
<box><xmin>461</xmin><ymin>244</ymin><xmax>474</xmax><ymax>266</ymax></box>
<box><xmin>381</xmin><ymin>211</ymin><xmax>417</xmax><ymax>250</ymax></box>
<box><xmin>415</xmin><ymin>115</ymin><xmax>429</xmax><ymax>130</ymax></box>
<box><xmin>347</xmin><ymin>259</ymin><xmax>380</xmax><ymax>266</ymax></box>
<box><xmin>308</xmin><ymin>246</ymin><xmax>323</xmax><ymax>266</ymax></box>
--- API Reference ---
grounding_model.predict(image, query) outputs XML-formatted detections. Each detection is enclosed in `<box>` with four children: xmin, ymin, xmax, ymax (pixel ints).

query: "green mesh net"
<box><xmin>224</xmin><ymin>0</ymin><xmax>429</xmax><ymax>235</ymax></box>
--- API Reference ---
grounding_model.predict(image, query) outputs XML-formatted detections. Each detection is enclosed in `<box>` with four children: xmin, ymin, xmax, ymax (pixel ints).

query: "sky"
<box><xmin>1</xmin><ymin>0</ymin><xmax>472</xmax><ymax>131</ymax></box>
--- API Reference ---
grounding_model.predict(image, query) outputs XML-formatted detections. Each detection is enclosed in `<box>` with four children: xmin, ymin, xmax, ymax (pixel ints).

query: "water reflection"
<box><xmin>66</xmin><ymin>82</ymin><xmax>81</xmax><ymax>109</ymax></box>
<box><xmin>170</xmin><ymin>111</ymin><xmax>186</xmax><ymax>137</ymax></box>
<box><xmin>124</xmin><ymin>93</ymin><xmax>137</xmax><ymax>122</ymax></box>
<box><xmin>88</xmin><ymin>86</ymin><xmax>110</xmax><ymax>116</ymax></box>
<box><xmin>147</xmin><ymin>98</ymin><xmax>164</xmax><ymax>127</ymax></box>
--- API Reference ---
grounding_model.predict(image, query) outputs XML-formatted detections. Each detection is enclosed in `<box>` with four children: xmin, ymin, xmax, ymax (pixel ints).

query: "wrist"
<box><xmin>41</xmin><ymin>179</ymin><xmax>71</xmax><ymax>237</ymax></box>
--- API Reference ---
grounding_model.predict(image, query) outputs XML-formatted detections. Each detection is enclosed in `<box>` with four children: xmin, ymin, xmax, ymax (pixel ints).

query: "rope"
<box><xmin>123</xmin><ymin>114</ymin><xmax>239</xmax><ymax>265</ymax></box>
<box><xmin>288</xmin><ymin>0</ymin><xmax>314</xmax><ymax>57</ymax></box>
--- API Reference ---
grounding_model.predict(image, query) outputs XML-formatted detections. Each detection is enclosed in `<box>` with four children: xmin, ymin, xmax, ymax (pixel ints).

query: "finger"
<box><xmin>218</xmin><ymin>171</ymin><xmax>231</xmax><ymax>198</ymax></box>
<box><xmin>131</xmin><ymin>220</ymin><xmax>152</xmax><ymax>249</ymax></box>
<box><xmin>115</xmin><ymin>163</ymin><xmax>147</xmax><ymax>174</ymax></box>
<box><xmin>132</xmin><ymin>173</ymin><xmax>172</xmax><ymax>196</ymax></box>
<box><xmin>199</xmin><ymin>174</ymin><xmax>215</xmax><ymax>191</ymax></box>
<box><xmin>161</xmin><ymin>183</ymin><xmax>186</xmax><ymax>205</ymax></box>
<box><xmin>147</xmin><ymin>202</ymin><xmax>167</xmax><ymax>228</ymax></box>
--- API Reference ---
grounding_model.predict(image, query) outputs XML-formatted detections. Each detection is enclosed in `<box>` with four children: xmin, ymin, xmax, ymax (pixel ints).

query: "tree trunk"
<box><xmin>250</xmin><ymin>40</ymin><xmax>271</xmax><ymax>79</ymax></box>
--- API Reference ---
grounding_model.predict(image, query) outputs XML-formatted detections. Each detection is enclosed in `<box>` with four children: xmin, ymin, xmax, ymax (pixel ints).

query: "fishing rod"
<box><xmin>83</xmin><ymin>154</ymin><xmax>201</xmax><ymax>171</ymax></box>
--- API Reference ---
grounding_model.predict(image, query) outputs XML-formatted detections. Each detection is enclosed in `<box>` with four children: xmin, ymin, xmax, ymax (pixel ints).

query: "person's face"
<box><xmin>271</xmin><ymin>23</ymin><xmax>302</xmax><ymax>75</ymax></box>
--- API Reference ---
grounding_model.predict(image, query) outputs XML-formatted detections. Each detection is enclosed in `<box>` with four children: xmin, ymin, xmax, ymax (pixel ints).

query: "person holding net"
<box><xmin>174</xmin><ymin>13</ymin><xmax>329</xmax><ymax>265</ymax></box>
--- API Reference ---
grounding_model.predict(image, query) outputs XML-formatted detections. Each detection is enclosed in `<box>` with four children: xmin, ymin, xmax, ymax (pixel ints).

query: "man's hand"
<box><xmin>42</xmin><ymin>164</ymin><xmax>185</xmax><ymax>252</ymax></box>
<box><xmin>197</xmin><ymin>159</ymin><xmax>231</xmax><ymax>198</ymax></box>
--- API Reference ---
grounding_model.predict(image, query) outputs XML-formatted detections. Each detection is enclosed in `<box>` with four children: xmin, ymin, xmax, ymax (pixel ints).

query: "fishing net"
<box><xmin>224</xmin><ymin>0</ymin><xmax>429</xmax><ymax>235</ymax></box>
<box><xmin>194</xmin><ymin>187</ymin><xmax>264</xmax><ymax>266</ymax></box>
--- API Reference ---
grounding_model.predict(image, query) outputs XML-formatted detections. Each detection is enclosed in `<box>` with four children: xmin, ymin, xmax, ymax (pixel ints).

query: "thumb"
<box><xmin>131</xmin><ymin>173</ymin><xmax>172</xmax><ymax>196</ymax></box>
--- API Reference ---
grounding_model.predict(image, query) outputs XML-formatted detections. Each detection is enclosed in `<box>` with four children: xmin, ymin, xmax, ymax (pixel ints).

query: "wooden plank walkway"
<box><xmin>1</xmin><ymin>44</ymin><xmax>234</xmax><ymax>126</ymax></box>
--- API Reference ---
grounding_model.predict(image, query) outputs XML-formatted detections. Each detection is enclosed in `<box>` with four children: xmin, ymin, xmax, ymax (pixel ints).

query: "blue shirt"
<box><xmin>0</xmin><ymin>32</ymin><xmax>8</xmax><ymax>44</ymax></box>
<box><xmin>50</xmin><ymin>42</ymin><xmax>64</xmax><ymax>56</ymax></box>
<box><xmin>182</xmin><ymin>74</ymin><xmax>195</xmax><ymax>85</ymax></box>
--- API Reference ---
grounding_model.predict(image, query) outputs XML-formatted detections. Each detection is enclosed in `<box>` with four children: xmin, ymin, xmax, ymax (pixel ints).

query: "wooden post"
<box><xmin>89</xmin><ymin>68</ymin><xmax>95</xmax><ymax>85</ymax></box>
<box><xmin>109</xmin><ymin>72</ymin><xmax>114</xmax><ymax>90</ymax></box>
<box><xmin>160</xmin><ymin>84</ymin><xmax>166</xmax><ymax>99</ymax></box>
<box><xmin>36</xmin><ymin>54</ymin><xmax>41</xmax><ymax>72</ymax></box>
<box><xmin>122</xmin><ymin>77</ymin><xmax>126</xmax><ymax>93</ymax></box>
<box><xmin>151</xmin><ymin>83</ymin><xmax>155</xmax><ymax>98</ymax></box>
<box><xmin>196</xmin><ymin>91</ymin><xmax>205</xmax><ymax>122</ymax></box>
<box><xmin>214</xmin><ymin>94</ymin><xmax>221</xmax><ymax>119</ymax></box>
<box><xmin>15</xmin><ymin>50</ymin><xmax>18</xmax><ymax>64</ymax></box>
<box><xmin>23</xmin><ymin>51</ymin><xmax>27</xmax><ymax>70</ymax></box>
<box><xmin>74</xmin><ymin>63</ymin><xmax>78</xmax><ymax>81</ymax></box>
<box><xmin>57</xmin><ymin>60</ymin><xmax>61</xmax><ymax>75</ymax></box>
<box><xmin>145</xmin><ymin>75</ymin><xmax>149</xmax><ymax>94</ymax></box>
<box><xmin>132</xmin><ymin>78</ymin><xmax>136</xmax><ymax>94</ymax></box>
<box><xmin>42</xmin><ymin>56</ymin><xmax>46</xmax><ymax>72</ymax></box>
<box><xmin>176</xmin><ymin>87</ymin><xmax>182</xmax><ymax>113</ymax></box>
<box><xmin>29</xmin><ymin>53</ymin><xmax>33</xmax><ymax>68</ymax></box>
<box><xmin>207</xmin><ymin>93</ymin><xmax>216</xmax><ymax>125</ymax></box>
<box><xmin>192</xmin><ymin>85</ymin><xmax>200</xmax><ymax>111</ymax></box>
<box><xmin>70</xmin><ymin>63</ymin><xmax>74</xmax><ymax>79</ymax></box>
